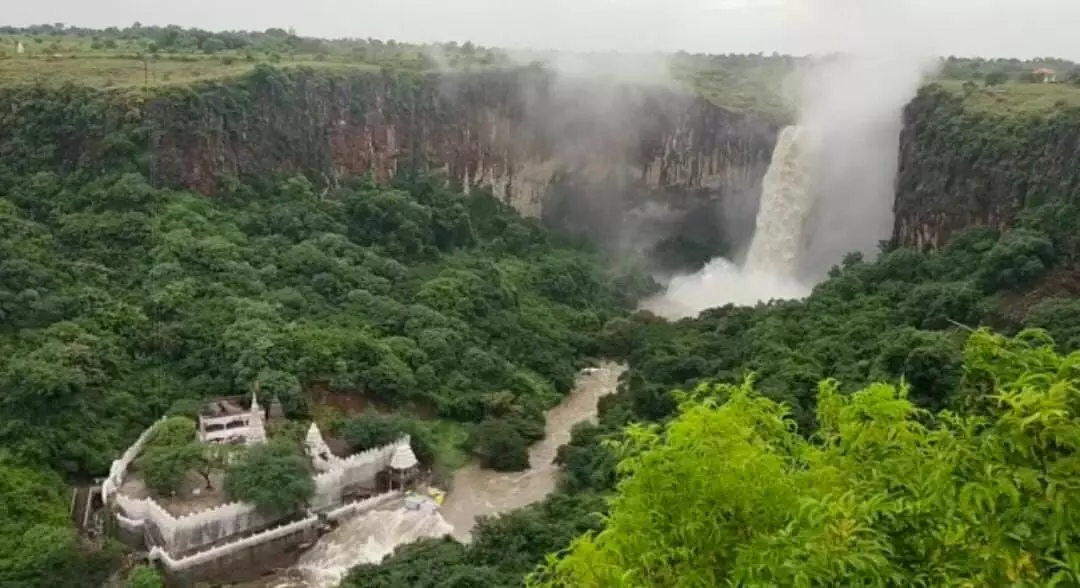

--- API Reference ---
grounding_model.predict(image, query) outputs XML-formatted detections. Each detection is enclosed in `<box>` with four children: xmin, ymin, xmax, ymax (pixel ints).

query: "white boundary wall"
<box><xmin>148</xmin><ymin>492</ymin><xmax>402</xmax><ymax>572</ymax></box>
<box><xmin>116</xmin><ymin>494</ymin><xmax>276</xmax><ymax>554</ymax></box>
<box><xmin>310</xmin><ymin>435</ymin><xmax>409</xmax><ymax>511</ymax></box>
<box><xmin>111</xmin><ymin>420</ymin><xmax>411</xmax><ymax>556</ymax></box>
<box><xmin>101</xmin><ymin>416</ymin><xmax>167</xmax><ymax>504</ymax></box>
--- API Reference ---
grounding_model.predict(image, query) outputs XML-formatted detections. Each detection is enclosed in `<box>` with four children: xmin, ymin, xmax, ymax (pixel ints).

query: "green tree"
<box><xmin>137</xmin><ymin>442</ymin><xmax>202</xmax><ymax>495</ymax></box>
<box><xmin>225</xmin><ymin>441</ymin><xmax>315</xmax><ymax>516</ymax></box>
<box><xmin>473</xmin><ymin>419</ymin><xmax>529</xmax><ymax>472</ymax></box>
<box><xmin>534</xmin><ymin>329</ymin><xmax>1080</xmax><ymax>587</ymax></box>
<box><xmin>201</xmin><ymin>37</ymin><xmax>225</xmax><ymax>54</ymax></box>
<box><xmin>0</xmin><ymin>453</ymin><xmax>118</xmax><ymax>587</ymax></box>
<box><xmin>984</xmin><ymin>70</ymin><xmax>1009</xmax><ymax>86</ymax></box>
<box><xmin>341</xmin><ymin>414</ymin><xmax>435</xmax><ymax>465</ymax></box>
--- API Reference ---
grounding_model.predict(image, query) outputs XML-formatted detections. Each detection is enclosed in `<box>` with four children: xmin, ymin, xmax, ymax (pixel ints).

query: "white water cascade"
<box><xmin>743</xmin><ymin>125</ymin><xmax>812</xmax><ymax>276</ymax></box>
<box><xmin>273</xmin><ymin>501</ymin><xmax>454</xmax><ymax>588</ymax></box>
<box><xmin>642</xmin><ymin>125</ymin><xmax>814</xmax><ymax>319</ymax></box>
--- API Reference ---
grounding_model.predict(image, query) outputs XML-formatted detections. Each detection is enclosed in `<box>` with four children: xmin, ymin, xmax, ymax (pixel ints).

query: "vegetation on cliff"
<box><xmin>897</xmin><ymin>82</ymin><xmax>1080</xmax><ymax>269</ymax></box>
<box><xmin>0</xmin><ymin>167</ymin><xmax>643</xmax><ymax>477</ymax></box>
<box><xmin>7</xmin><ymin>22</ymin><xmax>1080</xmax><ymax>588</ymax></box>
<box><xmin>536</xmin><ymin>329</ymin><xmax>1080</xmax><ymax>587</ymax></box>
<box><xmin>0</xmin><ymin>453</ymin><xmax>121</xmax><ymax>587</ymax></box>
<box><xmin>9</xmin><ymin>24</ymin><xmax>1078</xmax><ymax>118</ymax></box>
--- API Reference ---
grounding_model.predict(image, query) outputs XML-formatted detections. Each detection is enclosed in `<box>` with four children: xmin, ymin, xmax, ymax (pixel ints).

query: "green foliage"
<box><xmin>977</xmin><ymin>229</ymin><xmax>1056</xmax><ymax>291</ymax></box>
<box><xmin>535</xmin><ymin>330</ymin><xmax>1080</xmax><ymax>587</ymax></box>
<box><xmin>137</xmin><ymin>442</ymin><xmax>201</xmax><ymax>495</ymax></box>
<box><xmin>124</xmin><ymin>565</ymin><xmax>165</xmax><ymax>588</ymax></box>
<box><xmin>341</xmin><ymin>413</ymin><xmax>436</xmax><ymax>465</ymax></box>
<box><xmin>0</xmin><ymin>168</ymin><xmax>630</xmax><ymax>477</ymax></box>
<box><xmin>145</xmin><ymin>417</ymin><xmax>196</xmax><ymax>449</ymax></box>
<box><xmin>0</xmin><ymin>453</ymin><xmax>119</xmax><ymax>587</ymax></box>
<box><xmin>472</xmin><ymin>419</ymin><xmax>530</xmax><ymax>472</ymax></box>
<box><xmin>1025</xmin><ymin>297</ymin><xmax>1080</xmax><ymax>351</ymax></box>
<box><xmin>135</xmin><ymin>417</ymin><xmax>203</xmax><ymax>495</ymax></box>
<box><xmin>985</xmin><ymin>70</ymin><xmax>1009</xmax><ymax>86</ymax></box>
<box><xmin>0</xmin><ymin>89</ymin><xmax>631</xmax><ymax>581</ymax></box>
<box><xmin>224</xmin><ymin>441</ymin><xmax>315</xmax><ymax>516</ymax></box>
<box><xmin>344</xmin><ymin>492</ymin><xmax>606</xmax><ymax>588</ymax></box>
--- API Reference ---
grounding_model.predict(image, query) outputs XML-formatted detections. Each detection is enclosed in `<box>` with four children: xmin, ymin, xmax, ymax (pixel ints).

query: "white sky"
<box><xmin>8</xmin><ymin>0</ymin><xmax>1079</xmax><ymax>59</ymax></box>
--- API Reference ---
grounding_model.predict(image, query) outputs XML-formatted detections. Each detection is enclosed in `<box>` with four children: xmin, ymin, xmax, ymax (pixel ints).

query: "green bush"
<box><xmin>472</xmin><ymin>419</ymin><xmax>529</xmax><ymax>472</ymax></box>
<box><xmin>225</xmin><ymin>442</ymin><xmax>315</xmax><ymax>516</ymax></box>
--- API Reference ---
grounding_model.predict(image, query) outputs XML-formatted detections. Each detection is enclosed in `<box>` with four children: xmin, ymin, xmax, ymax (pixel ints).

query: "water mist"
<box><xmin>647</xmin><ymin>0</ymin><xmax>937</xmax><ymax>319</ymax></box>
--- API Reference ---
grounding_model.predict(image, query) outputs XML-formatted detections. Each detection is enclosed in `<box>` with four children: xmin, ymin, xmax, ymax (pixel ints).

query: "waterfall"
<box><xmin>641</xmin><ymin>125</ymin><xmax>813</xmax><ymax>319</ymax></box>
<box><xmin>743</xmin><ymin>125</ymin><xmax>811</xmax><ymax>275</ymax></box>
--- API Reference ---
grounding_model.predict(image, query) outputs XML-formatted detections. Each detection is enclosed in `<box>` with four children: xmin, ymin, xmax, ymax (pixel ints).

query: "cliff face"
<box><xmin>144</xmin><ymin>66</ymin><xmax>778</xmax><ymax>253</ymax></box>
<box><xmin>0</xmin><ymin>65</ymin><xmax>777</xmax><ymax>260</ymax></box>
<box><xmin>894</xmin><ymin>84</ymin><xmax>1080</xmax><ymax>254</ymax></box>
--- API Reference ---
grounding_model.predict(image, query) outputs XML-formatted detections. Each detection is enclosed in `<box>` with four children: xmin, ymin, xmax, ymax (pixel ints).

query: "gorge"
<box><xmin>5</xmin><ymin>22</ymin><xmax>1080</xmax><ymax>588</ymax></box>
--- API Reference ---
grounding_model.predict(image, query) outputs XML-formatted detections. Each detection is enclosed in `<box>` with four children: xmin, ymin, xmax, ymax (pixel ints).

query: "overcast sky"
<box><xmin>8</xmin><ymin>0</ymin><xmax>1079</xmax><ymax>59</ymax></box>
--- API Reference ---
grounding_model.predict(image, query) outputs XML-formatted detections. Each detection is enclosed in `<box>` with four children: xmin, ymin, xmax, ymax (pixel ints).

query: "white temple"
<box><xmin>196</xmin><ymin>393</ymin><xmax>268</xmax><ymax>445</ymax></box>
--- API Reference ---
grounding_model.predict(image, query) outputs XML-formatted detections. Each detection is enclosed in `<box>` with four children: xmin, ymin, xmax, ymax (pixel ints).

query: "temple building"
<box><xmin>196</xmin><ymin>393</ymin><xmax>267</xmax><ymax>445</ymax></box>
<box><xmin>388</xmin><ymin>443</ymin><xmax>419</xmax><ymax>490</ymax></box>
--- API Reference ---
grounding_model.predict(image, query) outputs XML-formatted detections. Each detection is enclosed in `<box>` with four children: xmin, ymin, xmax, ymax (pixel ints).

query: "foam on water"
<box><xmin>647</xmin><ymin>125</ymin><xmax>813</xmax><ymax>319</ymax></box>
<box><xmin>274</xmin><ymin>504</ymin><xmax>453</xmax><ymax>588</ymax></box>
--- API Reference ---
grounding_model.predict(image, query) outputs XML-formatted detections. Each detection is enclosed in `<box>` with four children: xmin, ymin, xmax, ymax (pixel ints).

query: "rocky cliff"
<box><xmin>0</xmin><ymin>65</ymin><xmax>778</xmax><ymax>261</ymax></box>
<box><xmin>894</xmin><ymin>84</ymin><xmax>1080</xmax><ymax>257</ymax></box>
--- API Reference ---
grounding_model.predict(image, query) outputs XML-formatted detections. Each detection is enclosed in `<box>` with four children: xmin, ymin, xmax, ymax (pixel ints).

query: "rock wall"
<box><xmin>0</xmin><ymin>66</ymin><xmax>778</xmax><ymax>260</ymax></box>
<box><xmin>144</xmin><ymin>66</ymin><xmax>777</xmax><ymax>223</ymax></box>
<box><xmin>894</xmin><ymin>84</ymin><xmax>1080</xmax><ymax>253</ymax></box>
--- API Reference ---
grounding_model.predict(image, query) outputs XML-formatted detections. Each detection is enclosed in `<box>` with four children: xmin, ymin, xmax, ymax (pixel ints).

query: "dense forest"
<box><xmin>537</xmin><ymin>327</ymin><xmax>1080</xmax><ymax>586</ymax></box>
<box><xmin>0</xmin><ymin>164</ymin><xmax>651</xmax><ymax>585</ymax></box>
<box><xmin>5</xmin><ymin>21</ymin><xmax>1080</xmax><ymax>588</ymax></box>
<box><xmin>344</xmin><ymin>224</ymin><xmax>1080</xmax><ymax>587</ymax></box>
<box><xmin>345</xmin><ymin>48</ymin><xmax>1080</xmax><ymax>588</ymax></box>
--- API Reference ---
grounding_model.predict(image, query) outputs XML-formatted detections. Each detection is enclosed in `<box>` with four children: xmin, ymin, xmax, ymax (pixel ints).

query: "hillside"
<box><xmin>0</xmin><ymin>61</ymin><xmax>780</xmax><ymax>271</ymax></box>
<box><xmin>895</xmin><ymin>82</ymin><xmax>1080</xmax><ymax>261</ymax></box>
<box><xmin>6</xmin><ymin>22</ymin><xmax>1080</xmax><ymax>588</ymax></box>
<box><xmin>344</xmin><ymin>43</ymin><xmax>1080</xmax><ymax>588</ymax></box>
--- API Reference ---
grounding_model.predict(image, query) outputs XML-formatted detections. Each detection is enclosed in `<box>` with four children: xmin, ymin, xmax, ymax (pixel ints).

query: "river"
<box><xmin>270</xmin><ymin>361</ymin><xmax>625</xmax><ymax>587</ymax></box>
<box><xmin>439</xmin><ymin>362</ymin><xmax>625</xmax><ymax>541</ymax></box>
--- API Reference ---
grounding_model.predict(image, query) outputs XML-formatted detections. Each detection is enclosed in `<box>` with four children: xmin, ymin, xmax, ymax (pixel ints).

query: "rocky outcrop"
<box><xmin>0</xmin><ymin>65</ymin><xmax>778</xmax><ymax>259</ymax></box>
<box><xmin>143</xmin><ymin>65</ymin><xmax>778</xmax><ymax>252</ymax></box>
<box><xmin>894</xmin><ymin>84</ymin><xmax>1080</xmax><ymax>252</ymax></box>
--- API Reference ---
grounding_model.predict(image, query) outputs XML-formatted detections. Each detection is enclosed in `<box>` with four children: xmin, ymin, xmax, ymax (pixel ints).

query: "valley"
<box><xmin>3</xmin><ymin>18</ymin><xmax>1080</xmax><ymax>588</ymax></box>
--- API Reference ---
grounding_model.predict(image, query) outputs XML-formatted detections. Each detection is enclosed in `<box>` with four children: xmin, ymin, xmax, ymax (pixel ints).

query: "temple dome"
<box><xmin>390</xmin><ymin>444</ymin><xmax>418</xmax><ymax>470</ymax></box>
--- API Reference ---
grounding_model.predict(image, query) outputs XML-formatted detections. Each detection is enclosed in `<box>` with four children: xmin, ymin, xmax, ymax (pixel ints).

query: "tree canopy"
<box><xmin>225</xmin><ymin>441</ymin><xmax>315</xmax><ymax>516</ymax></box>
<box><xmin>535</xmin><ymin>329</ymin><xmax>1080</xmax><ymax>587</ymax></box>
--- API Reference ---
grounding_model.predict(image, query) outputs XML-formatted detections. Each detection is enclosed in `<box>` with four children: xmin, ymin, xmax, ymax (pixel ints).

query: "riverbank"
<box><xmin>439</xmin><ymin>362</ymin><xmax>625</xmax><ymax>541</ymax></box>
<box><xmin>251</xmin><ymin>362</ymin><xmax>625</xmax><ymax>586</ymax></box>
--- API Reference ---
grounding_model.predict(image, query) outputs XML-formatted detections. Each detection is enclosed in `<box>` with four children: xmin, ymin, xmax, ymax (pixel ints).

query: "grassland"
<box><xmin>0</xmin><ymin>31</ymin><xmax>424</xmax><ymax>90</ymax></box>
<box><xmin>5</xmin><ymin>28</ymin><xmax>1080</xmax><ymax>119</ymax></box>
<box><xmin>938</xmin><ymin>79</ymin><xmax>1080</xmax><ymax>114</ymax></box>
<box><xmin>0</xmin><ymin>54</ymin><xmax>387</xmax><ymax>90</ymax></box>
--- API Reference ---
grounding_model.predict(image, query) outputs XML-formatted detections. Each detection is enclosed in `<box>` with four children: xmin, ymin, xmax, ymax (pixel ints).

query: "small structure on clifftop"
<box><xmin>1034</xmin><ymin>68</ymin><xmax>1057</xmax><ymax>83</ymax></box>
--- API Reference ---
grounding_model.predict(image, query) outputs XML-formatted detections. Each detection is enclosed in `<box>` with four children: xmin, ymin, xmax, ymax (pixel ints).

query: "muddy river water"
<box><xmin>269</xmin><ymin>362</ymin><xmax>625</xmax><ymax>588</ymax></box>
